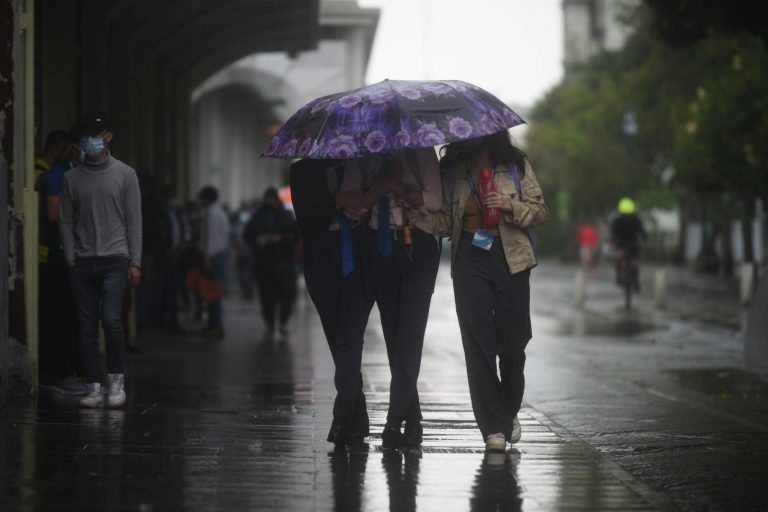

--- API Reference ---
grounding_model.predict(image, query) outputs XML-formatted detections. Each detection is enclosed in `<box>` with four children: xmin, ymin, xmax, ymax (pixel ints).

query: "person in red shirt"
<box><xmin>577</xmin><ymin>223</ymin><xmax>599</xmax><ymax>267</ymax></box>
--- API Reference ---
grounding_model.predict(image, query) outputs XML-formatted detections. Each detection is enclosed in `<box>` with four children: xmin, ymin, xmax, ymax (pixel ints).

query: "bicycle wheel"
<box><xmin>623</xmin><ymin>258</ymin><xmax>633</xmax><ymax>310</ymax></box>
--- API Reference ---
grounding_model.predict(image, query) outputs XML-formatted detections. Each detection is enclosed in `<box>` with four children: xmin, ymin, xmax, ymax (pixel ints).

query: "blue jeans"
<box><xmin>70</xmin><ymin>256</ymin><xmax>130</xmax><ymax>383</ymax></box>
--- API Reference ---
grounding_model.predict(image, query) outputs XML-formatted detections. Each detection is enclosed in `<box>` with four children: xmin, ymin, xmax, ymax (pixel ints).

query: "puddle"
<box><xmin>665</xmin><ymin>368</ymin><xmax>768</xmax><ymax>403</ymax></box>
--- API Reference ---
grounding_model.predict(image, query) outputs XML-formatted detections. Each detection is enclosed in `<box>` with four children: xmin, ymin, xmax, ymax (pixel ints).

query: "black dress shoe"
<box><xmin>381</xmin><ymin>421</ymin><xmax>403</xmax><ymax>449</ymax></box>
<box><xmin>330</xmin><ymin>417</ymin><xmax>364</xmax><ymax>446</ymax></box>
<box><xmin>403</xmin><ymin>420</ymin><xmax>423</xmax><ymax>447</ymax></box>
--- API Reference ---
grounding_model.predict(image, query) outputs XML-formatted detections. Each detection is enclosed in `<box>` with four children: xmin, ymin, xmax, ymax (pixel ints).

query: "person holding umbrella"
<box><xmin>426</xmin><ymin>129</ymin><xmax>549</xmax><ymax>452</ymax></box>
<box><xmin>290</xmin><ymin>158</ymin><xmax>372</xmax><ymax>444</ymax></box>
<box><xmin>365</xmin><ymin>150</ymin><xmax>443</xmax><ymax>448</ymax></box>
<box><xmin>326</xmin><ymin>149</ymin><xmax>442</xmax><ymax>447</ymax></box>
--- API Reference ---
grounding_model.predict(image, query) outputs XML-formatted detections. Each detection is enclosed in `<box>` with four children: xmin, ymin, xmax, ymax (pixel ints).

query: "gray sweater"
<box><xmin>59</xmin><ymin>155</ymin><xmax>143</xmax><ymax>267</ymax></box>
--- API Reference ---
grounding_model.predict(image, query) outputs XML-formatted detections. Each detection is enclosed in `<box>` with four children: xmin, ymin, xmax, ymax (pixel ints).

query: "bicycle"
<box><xmin>616</xmin><ymin>248</ymin><xmax>639</xmax><ymax>310</ymax></box>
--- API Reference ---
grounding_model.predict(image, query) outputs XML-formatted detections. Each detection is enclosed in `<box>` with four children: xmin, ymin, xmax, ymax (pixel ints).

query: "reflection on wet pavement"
<box><xmin>0</xmin><ymin>286</ymin><xmax>661</xmax><ymax>511</ymax></box>
<box><xmin>470</xmin><ymin>450</ymin><xmax>523</xmax><ymax>512</ymax></box>
<box><xmin>554</xmin><ymin>313</ymin><xmax>659</xmax><ymax>338</ymax></box>
<box><xmin>666</xmin><ymin>367</ymin><xmax>767</xmax><ymax>403</ymax></box>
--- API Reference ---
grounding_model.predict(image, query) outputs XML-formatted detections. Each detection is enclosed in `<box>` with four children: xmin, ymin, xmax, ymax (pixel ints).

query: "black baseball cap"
<box><xmin>78</xmin><ymin>111</ymin><xmax>113</xmax><ymax>134</ymax></box>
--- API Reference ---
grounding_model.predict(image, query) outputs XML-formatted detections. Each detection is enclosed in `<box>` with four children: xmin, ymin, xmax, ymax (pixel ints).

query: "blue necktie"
<box><xmin>378</xmin><ymin>195</ymin><xmax>392</xmax><ymax>256</ymax></box>
<box><xmin>339</xmin><ymin>214</ymin><xmax>355</xmax><ymax>277</ymax></box>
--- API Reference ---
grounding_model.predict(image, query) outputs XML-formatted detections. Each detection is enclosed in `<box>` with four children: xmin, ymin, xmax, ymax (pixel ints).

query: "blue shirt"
<box><xmin>44</xmin><ymin>161</ymin><xmax>72</xmax><ymax>197</ymax></box>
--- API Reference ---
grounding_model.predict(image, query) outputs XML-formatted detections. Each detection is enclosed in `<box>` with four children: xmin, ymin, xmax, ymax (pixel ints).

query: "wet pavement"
<box><xmin>1</xmin><ymin>260</ymin><xmax>767</xmax><ymax>511</ymax></box>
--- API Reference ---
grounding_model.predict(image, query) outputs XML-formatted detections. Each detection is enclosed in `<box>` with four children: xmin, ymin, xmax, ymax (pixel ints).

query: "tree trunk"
<box><xmin>673</xmin><ymin>193</ymin><xmax>688</xmax><ymax>264</ymax></box>
<box><xmin>742</xmin><ymin>193</ymin><xmax>755</xmax><ymax>263</ymax></box>
<box><xmin>695</xmin><ymin>195</ymin><xmax>720</xmax><ymax>273</ymax></box>
<box><xmin>720</xmin><ymin>212</ymin><xmax>734</xmax><ymax>277</ymax></box>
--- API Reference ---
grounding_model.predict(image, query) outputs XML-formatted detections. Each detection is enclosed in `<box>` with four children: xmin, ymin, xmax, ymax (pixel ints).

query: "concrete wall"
<box><xmin>1</xmin><ymin>0</ymin><xmax>35</xmax><ymax>406</ymax></box>
<box><xmin>192</xmin><ymin>86</ymin><xmax>285</xmax><ymax>209</ymax></box>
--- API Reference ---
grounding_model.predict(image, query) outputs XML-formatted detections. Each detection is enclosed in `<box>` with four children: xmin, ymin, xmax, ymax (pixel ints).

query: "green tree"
<box><xmin>674</xmin><ymin>33</ymin><xmax>768</xmax><ymax>265</ymax></box>
<box><xmin>526</xmin><ymin>3</ymin><xmax>768</xmax><ymax>267</ymax></box>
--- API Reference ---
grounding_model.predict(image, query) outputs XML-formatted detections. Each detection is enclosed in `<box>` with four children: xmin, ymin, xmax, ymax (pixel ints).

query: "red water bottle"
<box><xmin>479</xmin><ymin>167</ymin><xmax>501</xmax><ymax>226</ymax></box>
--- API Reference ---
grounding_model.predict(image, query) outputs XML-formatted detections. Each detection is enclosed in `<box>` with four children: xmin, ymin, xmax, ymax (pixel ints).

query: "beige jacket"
<box><xmin>409</xmin><ymin>159</ymin><xmax>549</xmax><ymax>276</ymax></box>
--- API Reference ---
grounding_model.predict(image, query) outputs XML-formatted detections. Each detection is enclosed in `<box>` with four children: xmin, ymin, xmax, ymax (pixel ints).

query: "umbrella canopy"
<box><xmin>261</xmin><ymin>79</ymin><xmax>524</xmax><ymax>160</ymax></box>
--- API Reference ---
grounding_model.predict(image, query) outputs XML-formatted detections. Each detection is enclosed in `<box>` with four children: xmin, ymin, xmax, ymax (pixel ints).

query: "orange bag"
<box><xmin>185</xmin><ymin>269</ymin><xmax>224</xmax><ymax>304</ymax></box>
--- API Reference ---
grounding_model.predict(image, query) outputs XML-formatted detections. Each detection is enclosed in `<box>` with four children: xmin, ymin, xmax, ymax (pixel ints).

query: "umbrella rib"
<box><xmin>308</xmin><ymin>94</ymin><xmax>340</xmax><ymax>159</ymax></box>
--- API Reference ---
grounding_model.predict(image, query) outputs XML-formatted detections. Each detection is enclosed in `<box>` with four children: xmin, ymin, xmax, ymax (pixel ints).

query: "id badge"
<box><xmin>472</xmin><ymin>229</ymin><xmax>494</xmax><ymax>251</ymax></box>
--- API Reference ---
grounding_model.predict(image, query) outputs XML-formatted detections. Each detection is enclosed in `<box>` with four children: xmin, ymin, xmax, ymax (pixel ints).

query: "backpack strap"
<box><xmin>508</xmin><ymin>163</ymin><xmax>537</xmax><ymax>256</ymax></box>
<box><xmin>508</xmin><ymin>164</ymin><xmax>522</xmax><ymax>198</ymax></box>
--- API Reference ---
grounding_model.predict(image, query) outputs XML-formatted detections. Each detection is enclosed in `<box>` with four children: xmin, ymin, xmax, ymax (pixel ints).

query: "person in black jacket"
<box><xmin>244</xmin><ymin>187</ymin><xmax>300</xmax><ymax>341</ymax></box>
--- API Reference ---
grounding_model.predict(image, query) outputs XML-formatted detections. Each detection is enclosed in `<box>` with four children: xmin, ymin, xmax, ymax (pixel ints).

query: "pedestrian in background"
<box><xmin>197</xmin><ymin>185</ymin><xmax>230</xmax><ymax>339</ymax></box>
<box><xmin>162</xmin><ymin>184</ymin><xmax>189</xmax><ymax>334</ymax></box>
<box><xmin>577</xmin><ymin>222</ymin><xmax>599</xmax><ymax>267</ymax></box>
<box><xmin>137</xmin><ymin>173</ymin><xmax>170</xmax><ymax>333</ymax></box>
<box><xmin>427</xmin><ymin>130</ymin><xmax>548</xmax><ymax>452</ymax></box>
<box><xmin>232</xmin><ymin>203</ymin><xmax>255</xmax><ymax>301</ymax></box>
<box><xmin>244</xmin><ymin>187</ymin><xmax>300</xmax><ymax>341</ymax></box>
<box><xmin>59</xmin><ymin>112</ymin><xmax>142</xmax><ymax>408</ymax></box>
<box><xmin>38</xmin><ymin>128</ymin><xmax>87</xmax><ymax>395</ymax></box>
<box><xmin>35</xmin><ymin>130</ymin><xmax>72</xmax><ymax>188</ymax></box>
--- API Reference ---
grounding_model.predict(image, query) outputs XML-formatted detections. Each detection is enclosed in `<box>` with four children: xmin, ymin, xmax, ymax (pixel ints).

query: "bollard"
<box><xmin>654</xmin><ymin>268</ymin><xmax>667</xmax><ymax>310</ymax></box>
<box><xmin>573</xmin><ymin>268</ymin><xmax>586</xmax><ymax>309</ymax></box>
<box><xmin>740</xmin><ymin>263</ymin><xmax>756</xmax><ymax>306</ymax></box>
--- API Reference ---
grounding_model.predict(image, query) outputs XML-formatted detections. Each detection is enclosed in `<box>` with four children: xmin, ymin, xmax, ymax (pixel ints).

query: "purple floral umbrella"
<box><xmin>260</xmin><ymin>79</ymin><xmax>525</xmax><ymax>160</ymax></box>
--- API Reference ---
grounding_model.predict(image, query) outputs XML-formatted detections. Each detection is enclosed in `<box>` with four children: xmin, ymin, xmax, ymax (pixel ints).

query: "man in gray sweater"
<box><xmin>59</xmin><ymin>112</ymin><xmax>142</xmax><ymax>408</ymax></box>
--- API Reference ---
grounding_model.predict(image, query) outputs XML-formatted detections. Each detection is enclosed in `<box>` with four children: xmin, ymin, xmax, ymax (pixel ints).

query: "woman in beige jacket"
<box><xmin>422</xmin><ymin>130</ymin><xmax>549</xmax><ymax>452</ymax></box>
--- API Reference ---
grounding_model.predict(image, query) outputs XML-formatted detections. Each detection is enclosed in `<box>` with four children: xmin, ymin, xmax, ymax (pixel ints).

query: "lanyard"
<box><xmin>466</xmin><ymin>165</ymin><xmax>496</xmax><ymax>210</ymax></box>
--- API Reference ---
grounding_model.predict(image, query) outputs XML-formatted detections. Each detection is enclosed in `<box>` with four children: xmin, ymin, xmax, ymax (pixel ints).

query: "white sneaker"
<box><xmin>79</xmin><ymin>383</ymin><xmax>104</xmax><ymax>408</ymax></box>
<box><xmin>107</xmin><ymin>373</ymin><xmax>126</xmax><ymax>408</ymax></box>
<box><xmin>509</xmin><ymin>416</ymin><xmax>521</xmax><ymax>444</ymax></box>
<box><xmin>485</xmin><ymin>433</ymin><xmax>506</xmax><ymax>452</ymax></box>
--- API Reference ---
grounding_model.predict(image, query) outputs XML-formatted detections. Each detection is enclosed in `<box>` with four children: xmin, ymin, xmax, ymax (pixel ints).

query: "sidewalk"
<box><xmin>0</xmin><ymin>267</ymin><xmax>667</xmax><ymax>511</ymax></box>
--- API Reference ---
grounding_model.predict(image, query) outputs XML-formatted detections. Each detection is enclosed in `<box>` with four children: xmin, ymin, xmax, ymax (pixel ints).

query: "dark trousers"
<box><xmin>39</xmin><ymin>262</ymin><xmax>80</xmax><ymax>383</ymax></box>
<box><xmin>304</xmin><ymin>230</ymin><xmax>368</xmax><ymax>422</ymax></box>
<box><xmin>367</xmin><ymin>227</ymin><xmax>440</xmax><ymax>422</ymax></box>
<box><xmin>303</xmin><ymin>232</ymin><xmax>342</xmax><ymax>350</ymax></box>
<box><xmin>254</xmin><ymin>262</ymin><xmax>297</xmax><ymax>330</ymax></box>
<box><xmin>137</xmin><ymin>253</ymin><xmax>173</xmax><ymax>331</ymax></box>
<box><xmin>333</xmin><ymin>225</ymin><xmax>376</xmax><ymax>419</ymax></box>
<box><xmin>453</xmin><ymin>233</ymin><xmax>532</xmax><ymax>439</ymax></box>
<box><xmin>236</xmin><ymin>250</ymin><xmax>254</xmax><ymax>301</ymax></box>
<box><xmin>70</xmin><ymin>256</ymin><xmax>130</xmax><ymax>383</ymax></box>
<box><xmin>207</xmin><ymin>251</ymin><xmax>227</xmax><ymax>330</ymax></box>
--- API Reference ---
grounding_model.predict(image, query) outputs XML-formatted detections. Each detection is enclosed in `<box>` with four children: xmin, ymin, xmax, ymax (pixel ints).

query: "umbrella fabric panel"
<box><xmin>261</xmin><ymin>80</ymin><xmax>525</xmax><ymax>160</ymax></box>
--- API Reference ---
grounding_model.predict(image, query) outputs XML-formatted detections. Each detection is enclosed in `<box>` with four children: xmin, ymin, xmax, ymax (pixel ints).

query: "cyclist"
<box><xmin>610</xmin><ymin>197</ymin><xmax>646</xmax><ymax>291</ymax></box>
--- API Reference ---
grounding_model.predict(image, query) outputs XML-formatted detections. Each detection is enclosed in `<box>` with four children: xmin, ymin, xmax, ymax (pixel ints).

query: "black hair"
<box><xmin>439</xmin><ymin>130</ymin><xmax>527</xmax><ymax>175</ymax></box>
<box><xmin>42</xmin><ymin>130</ymin><xmax>75</xmax><ymax>153</ymax></box>
<box><xmin>198</xmin><ymin>185</ymin><xmax>219</xmax><ymax>204</ymax></box>
<box><xmin>263</xmin><ymin>187</ymin><xmax>279</xmax><ymax>199</ymax></box>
